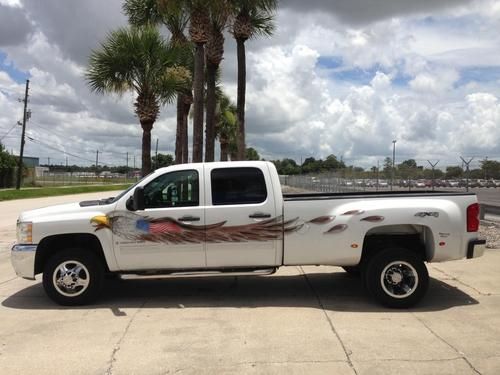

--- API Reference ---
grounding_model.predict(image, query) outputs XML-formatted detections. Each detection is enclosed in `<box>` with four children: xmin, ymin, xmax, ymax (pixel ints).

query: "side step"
<box><xmin>119</xmin><ymin>267</ymin><xmax>277</xmax><ymax>280</ymax></box>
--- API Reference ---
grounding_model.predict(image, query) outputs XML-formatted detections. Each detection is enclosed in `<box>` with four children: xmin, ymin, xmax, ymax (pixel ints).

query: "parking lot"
<box><xmin>0</xmin><ymin>192</ymin><xmax>499</xmax><ymax>374</ymax></box>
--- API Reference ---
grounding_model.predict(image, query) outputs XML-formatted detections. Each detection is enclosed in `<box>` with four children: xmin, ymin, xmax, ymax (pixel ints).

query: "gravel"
<box><xmin>480</xmin><ymin>220</ymin><xmax>500</xmax><ymax>249</ymax></box>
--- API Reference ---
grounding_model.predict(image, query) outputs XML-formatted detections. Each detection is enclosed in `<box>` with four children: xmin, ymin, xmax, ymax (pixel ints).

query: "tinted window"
<box><xmin>211</xmin><ymin>167</ymin><xmax>267</xmax><ymax>205</ymax></box>
<box><xmin>144</xmin><ymin>170</ymin><xmax>199</xmax><ymax>209</ymax></box>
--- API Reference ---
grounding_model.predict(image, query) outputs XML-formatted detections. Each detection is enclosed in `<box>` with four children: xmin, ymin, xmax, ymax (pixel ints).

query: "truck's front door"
<box><xmin>204</xmin><ymin>165</ymin><xmax>280</xmax><ymax>268</ymax></box>
<box><xmin>113</xmin><ymin>167</ymin><xmax>206</xmax><ymax>270</ymax></box>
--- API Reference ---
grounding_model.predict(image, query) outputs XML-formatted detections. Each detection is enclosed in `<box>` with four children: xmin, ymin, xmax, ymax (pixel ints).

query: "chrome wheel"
<box><xmin>52</xmin><ymin>260</ymin><xmax>90</xmax><ymax>297</ymax></box>
<box><xmin>380</xmin><ymin>261</ymin><xmax>419</xmax><ymax>299</ymax></box>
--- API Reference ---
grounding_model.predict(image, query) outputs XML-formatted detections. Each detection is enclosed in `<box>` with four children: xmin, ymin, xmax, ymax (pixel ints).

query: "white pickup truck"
<box><xmin>12</xmin><ymin>161</ymin><xmax>485</xmax><ymax>308</ymax></box>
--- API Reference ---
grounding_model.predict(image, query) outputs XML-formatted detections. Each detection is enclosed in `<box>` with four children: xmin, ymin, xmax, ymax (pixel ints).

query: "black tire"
<box><xmin>42</xmin><ymin>249</ymin><xmax>104</xmax><ymax>306</ymax></box>
<box><xmin>342</xmin><ymin>266</ymin><xmax>361</xmax><ymax>277</ymax></box>
<box><xmin>363</xmin><ymin>248</ymin><xmax>429</xmax><ymax>308</ymax></box>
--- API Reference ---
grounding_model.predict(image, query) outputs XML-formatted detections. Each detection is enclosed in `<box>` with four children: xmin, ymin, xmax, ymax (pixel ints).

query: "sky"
<box><xmin>0</xmin><ymin>0</ymin><xmax>499</xmax><ymax>169</ymax></box>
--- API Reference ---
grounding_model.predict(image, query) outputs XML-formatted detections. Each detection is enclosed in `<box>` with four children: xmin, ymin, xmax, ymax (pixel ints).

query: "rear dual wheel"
<box><xmin>363</xmin><ymin>248</ymin><xmax>429</xmax><ymax>308</ymax></box>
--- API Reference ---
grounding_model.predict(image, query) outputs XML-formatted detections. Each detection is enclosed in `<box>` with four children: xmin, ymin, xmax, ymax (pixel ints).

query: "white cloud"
<box><xmin>1</xmin><ymin>0</ymin><xmax>500</xmax><ymax>168</ymax></box>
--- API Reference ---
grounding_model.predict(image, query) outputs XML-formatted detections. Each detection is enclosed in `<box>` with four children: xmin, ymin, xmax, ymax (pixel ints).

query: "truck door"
<box><xmin>113</xmin><ymin>167</ymin><xmax>206</xmax><ymax>270</ymax></box>
<box><xmin>204</xmin><ymin>165</ymin><xmax>280</xmax><ymax>267</ymax></box>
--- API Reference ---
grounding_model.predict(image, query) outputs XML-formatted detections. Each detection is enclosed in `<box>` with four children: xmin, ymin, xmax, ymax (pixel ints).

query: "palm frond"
<box><xmin>123</xmin><ymin>0</ymin><xmax>163</xmax><ymax>26</ymax></box>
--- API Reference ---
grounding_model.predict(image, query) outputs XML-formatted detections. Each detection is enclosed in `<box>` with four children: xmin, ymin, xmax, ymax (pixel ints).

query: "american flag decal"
<box><xmin>92</xmin><ymin>212</ymin><xmax>344</xmax><ymax>245</ymax></box>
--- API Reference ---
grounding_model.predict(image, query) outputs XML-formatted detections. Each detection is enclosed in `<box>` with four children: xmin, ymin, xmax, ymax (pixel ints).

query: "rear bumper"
<box><xmin>11</xmin><ymin>244</ymin><xmax>37</xmax><ymax>280</ymax></box>
<box><xmin>467</xmin><ymin>239</ymin><xmax>486</xmax><ymax>259</ymax></box>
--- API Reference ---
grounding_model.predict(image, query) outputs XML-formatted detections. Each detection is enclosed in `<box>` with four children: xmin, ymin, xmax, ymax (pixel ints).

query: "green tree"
<box><xmin>231</xmin><ymin>0</ymin><xmax>277</xmax><ymax>160</ymax></box>
<box><xmin>245</xmin><ymin>147</ymin><xmax>260</xmax><ymax>160</ymax></box>
<box><xmin>0</xmin><ymin>143</ymin><xmax>17</xmax><ymax>188</ymax></box>
<box><xmin>205</xmin><ymin>3</ymin><xmax>230</xmax><ymax>162</ymax></box>
<box><xmin>302</xmin><ymin>157</ymin><xmax>321</xmax><ymax>174</ymax></box>
<box><xmin>397</xmin><ymin>159</ymin><xmax>418</xmax><ymax>179</ymax></box>
<box><xmin>152</xmin><ymin>153</ymin><xmax>175</xmax><ymax>169</ymax></box>
<box><xmin>445</xmin><ymin>166</ymin><xmax>463</xmax><ymax>179</ymax></box>
<box><xmin>383</xmin><ymin>157</ymin><xmax>393</xmax><ymax>179</ymax></box>
<box><xmin>124</xmin><ymin>0</ymin><xmax>193</xmax><ymax>165</ymax></box>
<box><xmin>86</xmin><ymin>26</ymin><xmax>187</xmax><ymax>176</ymax></box>
<box><xmin>323</xmin><ymin>154</ymin><xmax>344</xmax><ymax>170</ymax></box>
<box><xmin>277</xmin><ymin>158</ymin><xmax>300</xmax><ymax>175</ymax></box>
<box><xmin>480</xmin><ymin>159</ymin><xmax>500</xmax><ymax>179</ymax></box>
<box><xmin>215</xmin><ymin>93</ymin><xmax>238</xmax><ymax>161</ymax></box>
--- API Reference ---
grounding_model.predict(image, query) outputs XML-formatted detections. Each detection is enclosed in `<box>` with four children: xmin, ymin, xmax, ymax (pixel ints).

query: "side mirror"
<box><xmin>126</xmin><ymin>186</ymin><xmax>145</xmax><ymax>211</ymax></box>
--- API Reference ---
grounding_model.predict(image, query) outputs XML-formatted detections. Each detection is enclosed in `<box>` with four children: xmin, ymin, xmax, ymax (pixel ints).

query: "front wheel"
<box><xmin>42</xmin><ymin>249</ymin><xmax>104</xmax><ymax>306</ymax></box>
<box><xmin>364</xmin><ymin>248</ymin><xmax>429</xmax><ymax>308</ymax></box>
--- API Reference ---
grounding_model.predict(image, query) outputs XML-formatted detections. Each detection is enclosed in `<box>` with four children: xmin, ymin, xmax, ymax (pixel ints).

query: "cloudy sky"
<box><xmin>0</xmin><ymin>0</ymin><xmax>499</xmax><ymax>169</ymax></box>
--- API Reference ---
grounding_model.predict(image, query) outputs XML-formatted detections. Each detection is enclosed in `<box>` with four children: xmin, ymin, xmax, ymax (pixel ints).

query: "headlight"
<box><xmin>16</xmin><ymin>221</ymin><xmax>33</xmax><ymax>244</ymax></box>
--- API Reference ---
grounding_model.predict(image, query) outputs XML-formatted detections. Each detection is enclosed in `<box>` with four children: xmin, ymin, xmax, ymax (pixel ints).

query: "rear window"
<box><xmin>211</xmin><ymin>167</ymin><xmax>267</xmax><ymax>205</ymax></box>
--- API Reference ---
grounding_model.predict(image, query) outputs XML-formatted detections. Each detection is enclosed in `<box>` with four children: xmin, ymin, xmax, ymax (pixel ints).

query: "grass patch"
<box><xmin>0</xmin><ymin>184</ymin><xmax>131</xmax><ymax>201</ymax></box>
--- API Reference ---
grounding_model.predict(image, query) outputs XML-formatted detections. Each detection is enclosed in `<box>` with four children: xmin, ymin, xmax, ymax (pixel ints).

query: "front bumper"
<box><xmin>11</xmin><ymin>244</ymin><xmax>37</xmax><ymax>280</ymax></box>
<box><xmin>467</xmin><ymin>239</ymin><xmax>486</xmax><ymax>259</ymax></box>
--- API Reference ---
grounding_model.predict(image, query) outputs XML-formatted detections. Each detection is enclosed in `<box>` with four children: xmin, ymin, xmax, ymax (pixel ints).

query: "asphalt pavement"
<box><xmin>0</xmin><ymin>192</ymin><xmax>499</xmax><ymax>374</ymax></box>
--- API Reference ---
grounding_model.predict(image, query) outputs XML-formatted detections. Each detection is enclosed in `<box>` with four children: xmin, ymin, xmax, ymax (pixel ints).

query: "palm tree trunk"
<box><xmin>220</xmin><ymin>140</ymin><xmax>228</xmax><ymax>161</ymax></box>
<box><xmin>175</xmin><ymin>94</ymin><xmax>183</xmax><ymax>164</ymax></box>
<box><xmin>236</xmin><ymin>38</ymin><xmax>246</xmax><ymax>161</ymax></box>
<box><xmin>230</xmin><ymin>148</ymin><xmax>237</xmax><ymax>161</ymax></box>
<box><xmin>182</xmin><ymin>94</ymin><xmax>191</xmax><ymax>163</ymax></box>
<box><xmin>192</xmin><ymin>42</ymin><xmax>205</xmax><ymax>162</ymax></box>
<box><xmin>141</xmin><ymin>121</ymin><xmax>153</xmax><ymax>176</ymax></box>
<box><xmin>205</xmin><ymin>61</ymin><xmax>217</xmax><ymax>162</ymax></box>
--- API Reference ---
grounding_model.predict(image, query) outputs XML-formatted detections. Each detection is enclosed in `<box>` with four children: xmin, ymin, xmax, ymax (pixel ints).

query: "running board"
<box><xmin>119</xmin><ymin>268</ymin><xmax>277</xmax><ymax>280</ymax></box>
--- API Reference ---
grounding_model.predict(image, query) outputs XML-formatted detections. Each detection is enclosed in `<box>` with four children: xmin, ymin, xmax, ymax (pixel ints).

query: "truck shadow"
<box><xmin>2</xmin><ymin>271</ymin><xmax>478</xmax><ymax>314</ymax></box>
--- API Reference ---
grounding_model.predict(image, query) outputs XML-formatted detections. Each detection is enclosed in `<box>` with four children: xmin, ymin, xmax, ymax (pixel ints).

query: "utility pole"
<box><xmin>427</xmin><ymin>160</ymin><xmax>439</xmax><ymax>191</ymax></box>
<box><xmin>66</xmin><ymin>156</ymin><xmax>68</xmax><ymax>168</ymax></box>
<box><xmin>155</xmin><ymin>138</ymin><xmax>159</xmax><ymax>170</ymax></box>
<box><xmin>95</xmin><ymin>150</ymin><xmax>99</xmax><ymax>175</ymax></box>
<box><xmin>16</xmin><ymin>79</ymin><xmax>30</xmax><ymax>190</ymax></box>
<box><xmin>391</xmin><ymin>140</ymin><xmax>397</xmax><ymax>191</ymax></box>
<box><xmin>126</xmin><ymin>152</ymin><xmax>129</xmax><ymax>177</ymax></box>
<box><xmin>376</xmin><ymin>160</ymin><xmax>380</xmax><ymax>191</ymax></box>
<box><xmin>47</xmin><ymin>157</ymin><xmax>50</xmax><ymax>166</ymax></box>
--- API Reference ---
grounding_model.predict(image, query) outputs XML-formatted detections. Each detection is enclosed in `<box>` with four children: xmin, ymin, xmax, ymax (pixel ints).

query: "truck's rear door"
<box><xmin>204</xmin><ymin>164</ymin><xmax>281</xmax><ymax>267</ymax></box>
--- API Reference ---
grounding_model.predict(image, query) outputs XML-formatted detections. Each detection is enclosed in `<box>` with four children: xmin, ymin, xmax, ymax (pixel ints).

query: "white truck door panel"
<box><xmin>204</xmin><ymin>165</ymin><xmax>280</xmax><ymax>267</ymax></box>
<box><xmin>113</xmin><ymin>167</ymin><xmax>206</xmax><ymax>270</ymax></box>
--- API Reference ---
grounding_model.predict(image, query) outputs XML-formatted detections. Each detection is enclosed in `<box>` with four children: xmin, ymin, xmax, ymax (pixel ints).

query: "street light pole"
<box><xmin>391</xmin><ymin>140</ymin><xmax>397</xmax><ymax>191</ymax></box>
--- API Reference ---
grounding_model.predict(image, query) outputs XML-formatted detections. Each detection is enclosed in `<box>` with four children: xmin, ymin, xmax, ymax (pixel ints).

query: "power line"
<box><xmin>0</xmin><ymin>123</ymin><xmax>19</xmax><ymax>142</ymax></box>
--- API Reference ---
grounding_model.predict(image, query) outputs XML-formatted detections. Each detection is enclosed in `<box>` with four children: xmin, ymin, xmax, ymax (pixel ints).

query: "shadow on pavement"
<box><xmin>2</xmin><ymin>271</ymin><xmax>479</xmax><ymax>314</ymax></box>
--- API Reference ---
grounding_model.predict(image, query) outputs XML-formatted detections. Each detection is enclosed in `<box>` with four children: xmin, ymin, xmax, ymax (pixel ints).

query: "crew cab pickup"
<box><xmin>11</xmin><ymin>161</ymin><xmax>486</xmax><ymax>307</ymax></box>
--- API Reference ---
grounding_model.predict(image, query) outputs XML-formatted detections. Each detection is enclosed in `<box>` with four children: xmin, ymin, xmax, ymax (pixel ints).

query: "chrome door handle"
<box><xmin>249</xmin><ymin>212</ymin><xmax>272</xmax><ymax>219</ymax></box>
<box><xmin>178</xmin><ymin>215</ymin><xmax>200</xmax><ymax>222</ymax></box>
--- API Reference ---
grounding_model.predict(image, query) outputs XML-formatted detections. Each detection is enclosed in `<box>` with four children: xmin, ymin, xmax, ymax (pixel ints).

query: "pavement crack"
<box><xmin>0</xmin><ymin>277</ymin><xmax>18</xmax><ymax>286</ymax></box>
<box><xmin>430</xmin><ymin>265</ymin><xmax>491</xmax><ymax>296</ymax></box>
<box><xmin>105</xmin><ymin>300</ymin><xmax>147</xmax><ymax>375</ymax></box>
<box><xmin>356</xmin><ymin>357</ymin><xmax>464</xmax><ymax>363</ymax></box>
<box><xmin>298</xmin><ymin>266</ymin><xmax>358</xmax><ymax>375</ymax></box>
<box><xmin>413</xmin><ymin>314</ymin><xmax>482</xmax><ymax>375</ymax></box>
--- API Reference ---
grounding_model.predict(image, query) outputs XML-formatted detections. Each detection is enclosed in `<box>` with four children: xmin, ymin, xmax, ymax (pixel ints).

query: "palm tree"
<box><xmin>124</xmin><ymin>0</ymin><xmax>193</xmax><ymax>165</ymax></box>
<box><xmin>215</xmin><ymin>93</ymin><xmax>238</xmax><ymax>161</ymax></box>
<box><xmin>231</xmin><ymin>0</ymin><xmax>276</xmax><ymax>160</ymax></box>
<box><xmin>205</xmin><ymin>4</ymin><xmax>229</xmax><ymax>162</ymax></box>
<box><xmin>184</xmin><ymin>1</ymin><xmax>211</xmax><ymax>163</ymax></box>
<box><xmin>86</xmin><ymin>26</ymin><xmax>187</xmax><ymax>175</ymax></box>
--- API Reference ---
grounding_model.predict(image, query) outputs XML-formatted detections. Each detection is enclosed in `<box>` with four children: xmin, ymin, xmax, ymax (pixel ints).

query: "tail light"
<box><xmin>467</xmin><ymin>203</ymin><xmax>480</xmax><ymax>232</ymax></box>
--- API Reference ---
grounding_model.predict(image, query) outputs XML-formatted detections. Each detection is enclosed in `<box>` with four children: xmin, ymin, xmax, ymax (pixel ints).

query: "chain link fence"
<box><xmin>280</xmin><ymin>171</ymin><xmax>500</xmax><ymax>194</ymax></box>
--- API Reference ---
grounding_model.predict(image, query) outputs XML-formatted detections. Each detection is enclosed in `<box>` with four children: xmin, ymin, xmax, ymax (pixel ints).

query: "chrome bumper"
<box><xmin>11</xmin><ymin>244</ymin><xmax>37</xmax><ymax>280</ymax></box>
<box><xmin>467</xmin><ymin>239</ymin><xmax>486</xmax><ymax>259</ymax></box>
